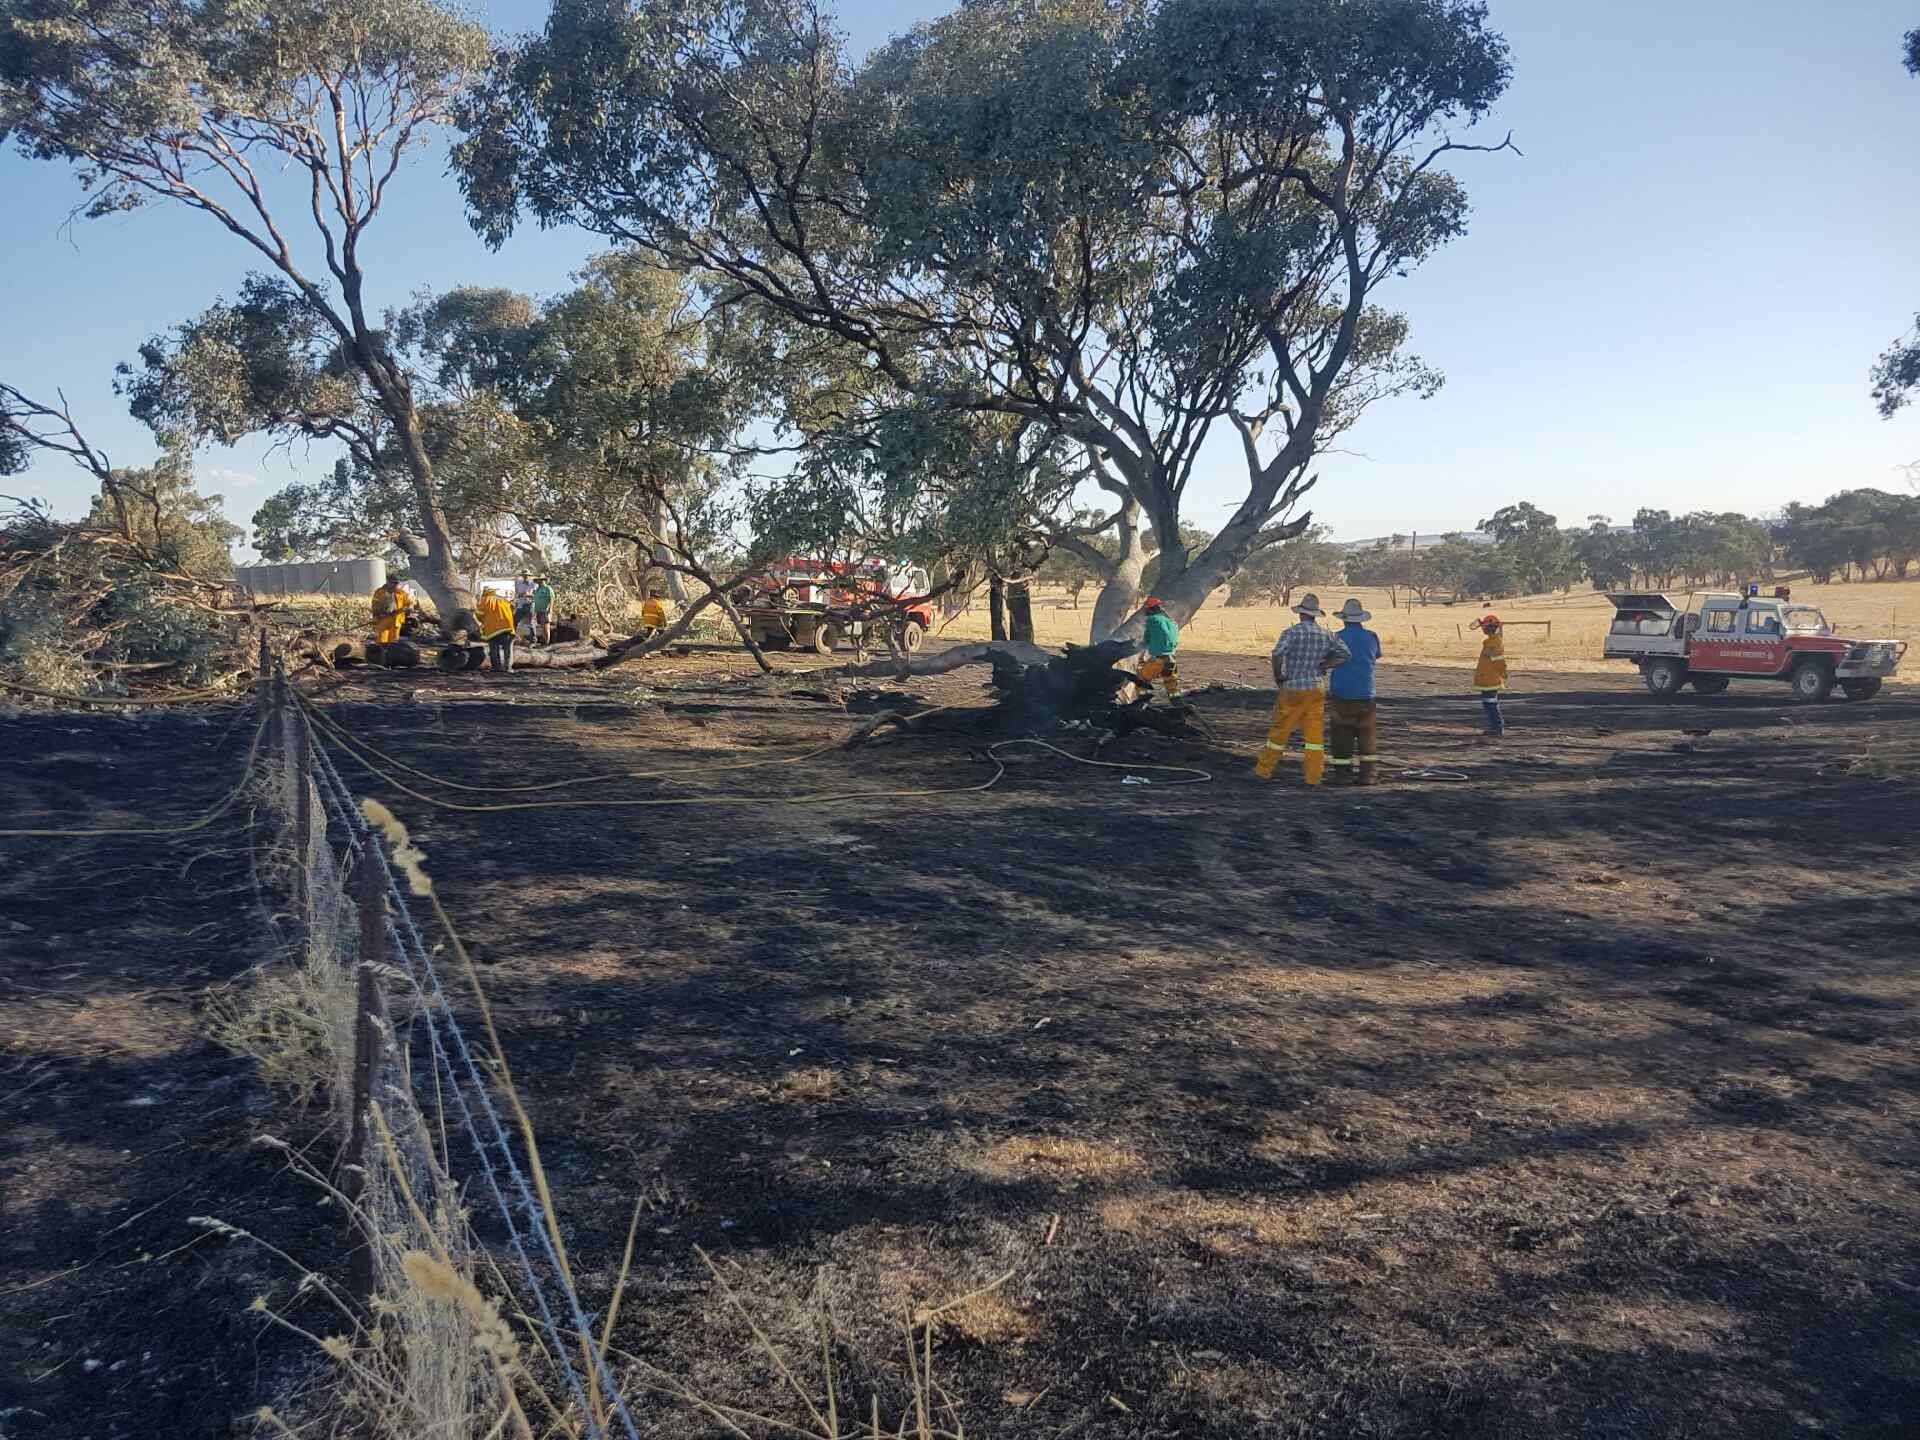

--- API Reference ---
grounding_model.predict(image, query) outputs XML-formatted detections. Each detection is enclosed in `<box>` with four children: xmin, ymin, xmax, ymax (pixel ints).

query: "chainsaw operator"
<box><xmin>370</xmin><ymin>575</ymin><xmax>410</xmax><ymax>646</ymax></box>
<box><xmin>1135</xmin><ymin>596</ymin><xmax>1182</xmax><ymax>701</ymax></box>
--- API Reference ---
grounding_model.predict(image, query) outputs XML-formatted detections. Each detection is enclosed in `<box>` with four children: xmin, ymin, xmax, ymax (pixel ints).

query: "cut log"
<box><xmin>375</xmin><ymin>640</ymin><xmax>422</xmax><ymax>669</ymax></box>
<box><xmin>508</xmin><ymin>642</ymin><xmax>610</xmax><ymax>669</ymax></box>
<box><xmin>292</xmin><ymin>632</ymin><xmax>371</xmax><ymax>668</ymax></box>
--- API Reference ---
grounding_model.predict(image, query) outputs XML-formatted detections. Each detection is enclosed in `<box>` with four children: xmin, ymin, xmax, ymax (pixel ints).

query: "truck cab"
<box><xmin>1604</xmin><ymin>591</ymin><xmax>1904</xmax><ymax>702</ymax></box>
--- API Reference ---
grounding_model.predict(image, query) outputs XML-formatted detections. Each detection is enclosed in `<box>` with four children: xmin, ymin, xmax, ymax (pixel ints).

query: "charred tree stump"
<box><xmin>842</xmin><ymin>639</ymin><xmax>1206</xmax><ymax>746</ymax></box>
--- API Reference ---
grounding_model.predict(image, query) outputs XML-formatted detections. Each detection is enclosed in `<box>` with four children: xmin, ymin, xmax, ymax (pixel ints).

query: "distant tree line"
<box><xmin>1333</xmin><ymin>492</ymin><xmax>1920</xmax><ymax>604</ymax></box>
<box><xmin>1032</xmin><ymin>488</ymin><xmax>1920</xmax><ymax>611</ymax></box>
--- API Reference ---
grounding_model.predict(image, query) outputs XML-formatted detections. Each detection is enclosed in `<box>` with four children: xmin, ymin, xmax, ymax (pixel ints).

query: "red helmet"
<box><xmin>1479</xmin><ymin>614</ymin><xmax>1502</xmax><ymax>629</ymax></box>
<box><xmin>1142</xmin><ymin>596</ymin><xmax>1164</xmax><ymax>611</ymax></box>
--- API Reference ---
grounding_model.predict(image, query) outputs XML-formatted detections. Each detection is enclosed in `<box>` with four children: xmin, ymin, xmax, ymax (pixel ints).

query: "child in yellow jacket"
<box><xmin>1471</xmin><ymin>615</ymin><xmax>1506</xmax><ymax>736</ymax></box>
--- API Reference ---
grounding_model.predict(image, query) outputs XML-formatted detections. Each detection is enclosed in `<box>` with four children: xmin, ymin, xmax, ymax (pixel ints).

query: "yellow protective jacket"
<box><xmin>1472</xmin><ymin>633</ymin><xmax>1507</xmax><ymax>692</ymax></box>
<box><xmin>476</xmin><ymin>592</ymin><xmax>517</xmax><ymax>640</ymax></box>
<box><xmin>371</xmin><ymin>584</ymin><xmax>409</xmax><ymax>642</ymax></box>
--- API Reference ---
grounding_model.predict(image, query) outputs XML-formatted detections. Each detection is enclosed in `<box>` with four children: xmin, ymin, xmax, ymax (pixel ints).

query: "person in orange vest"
<box><xmin>476</xmin><ymin>588</ymin><xmax>518</xmax><ymax>673</ymax></box>
<box><xmin>1470</xmin><ymin>614</ymin><xmax>1507</xmax><ymax>736</ymax></box>
<box><xmin>370</xmin><ymin>576</ymin><xmax>409</xmax><ymax>645</ymax></box>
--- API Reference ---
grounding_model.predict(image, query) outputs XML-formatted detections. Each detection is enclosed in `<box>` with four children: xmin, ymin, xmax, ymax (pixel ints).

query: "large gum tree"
<box><xmin>1</xmin><ymin>0</ymin><xmax>492</xmax><ymax>633</ymax></box>
<box><xmin>456</xmin><ymin>0</ymin><xmax>1511</xmax><ymax>642</ymax></box>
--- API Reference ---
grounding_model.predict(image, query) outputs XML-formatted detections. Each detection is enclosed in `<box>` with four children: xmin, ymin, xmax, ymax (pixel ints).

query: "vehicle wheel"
<box><xmin>1690</xmin><ymin>675</ymin><xmax>1730</xmax><ymax>694</ymax></box>
<box><xmin>1841</xmin><ymin>678</ymin><xmax>1883</xmax><ymax>702</ymax></box>
<box><xmin>812</xmin><ymin>622</ymin><xmax>839</xmax><ymax>657</ymax></box>
<box><xmin>900</xmin><ymin>619</ymin><xmax>926</xmax><ymax>655</ymax></box>
<box><xmin>1789</xmin><ymin>661</ymin><xmax>1834</xmax><ymax>703</ymax></box>
<box><xmin>1642</xmin><ymin>658</ymin><xmax>1686</xmax><ymax>699</ymax></box>
<box><xmin>756</xmin><ymin>630</ymin><xmax>791</xmax><ymax>651</ymax></box>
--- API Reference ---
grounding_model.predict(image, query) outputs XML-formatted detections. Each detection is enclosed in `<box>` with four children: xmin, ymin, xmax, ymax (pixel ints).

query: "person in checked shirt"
<box><xmin>1255</xmin><ymin>593</ymin><xmax>1351</xmax><ymax>786</ymax></box>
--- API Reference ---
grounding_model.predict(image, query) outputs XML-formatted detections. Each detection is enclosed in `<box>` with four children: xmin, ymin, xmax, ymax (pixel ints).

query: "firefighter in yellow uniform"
<box><xmin>1255</xmin><ymin>594</ymin><xmax>1350</xmax><ymax>786</ymax></box>
<box><xmin>476</xmin><ymin>589</ymin><xmax>518</xmax><ymax>673</ymax></box>
<box><xmin>370</xmin><ymin>577</ymin><xmax>409</xmax><ymax>645</ymax></box>
<box><xmin>1471</xmin><ymin>614</ymin><xmax>1507</xmax><ymax>736</ymax></box>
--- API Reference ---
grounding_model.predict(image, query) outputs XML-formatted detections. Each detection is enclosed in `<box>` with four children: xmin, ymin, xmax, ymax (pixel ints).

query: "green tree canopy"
<box><xmin>457</xmin><ymin>0</ymin><xmax>1512</xmax><ymax>639</ymax></box>
<box><xmin>2</xmin><ymin>0</ymin><xmax>493</xmax><ymax>629</ymax></box>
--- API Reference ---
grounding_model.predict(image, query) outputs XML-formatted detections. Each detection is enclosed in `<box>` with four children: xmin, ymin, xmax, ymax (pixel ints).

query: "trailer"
<box><xmin>1603</xmin><ymin>590</ymin><xmax>1905</xmax><ymax>701</ymax></box>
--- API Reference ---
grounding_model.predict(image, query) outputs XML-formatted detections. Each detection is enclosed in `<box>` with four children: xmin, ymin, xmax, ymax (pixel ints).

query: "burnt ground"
<box><xmin>3</xmin><ymin>643</ymin><xmax>1919</xmax><ymax>1438</ymax></box>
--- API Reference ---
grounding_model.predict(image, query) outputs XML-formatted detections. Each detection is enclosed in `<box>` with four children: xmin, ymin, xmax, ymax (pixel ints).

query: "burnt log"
<box><xmin>292</xmin><ymin>632</ymin><xmax>371</xmax><ymax>668</ymax></box>
<box><xmin>370</xmin><ymin>640</ymin><xmax>422</xmax><ymax>669</ymax></box>
<box><xmin>841</xmin><ymin>639</ymin><xmax>1207</xmax><ymax>744</ymax></box>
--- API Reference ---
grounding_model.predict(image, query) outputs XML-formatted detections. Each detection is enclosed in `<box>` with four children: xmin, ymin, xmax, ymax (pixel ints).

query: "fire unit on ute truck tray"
<box><xmin>1603</xmin><ymin>590</ymin><xmax>1905</xmax><ymax>702</ymax></box>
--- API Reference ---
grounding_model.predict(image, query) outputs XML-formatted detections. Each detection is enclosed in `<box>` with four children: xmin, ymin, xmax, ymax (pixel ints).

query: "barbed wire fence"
<box><xmin>248</xmin><ymin>637</ymin><xmax>642</xmax><ymax>1440</ymax></box>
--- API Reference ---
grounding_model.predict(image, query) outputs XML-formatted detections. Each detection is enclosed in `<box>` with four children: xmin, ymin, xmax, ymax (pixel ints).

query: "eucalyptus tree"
<box><xmin>457</xmin><ymin>0</ymin><xmax>1510</xmax><ymax>640</ymax></box>
<box><xmin>2</xmin><ymin>0</ymin><xmax>492</xmax><ymax>629</ymax></box>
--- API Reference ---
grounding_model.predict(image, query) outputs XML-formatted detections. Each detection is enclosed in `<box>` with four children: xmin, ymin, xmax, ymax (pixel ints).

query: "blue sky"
<box><xmin>3</xmin><ymin>0</ymin><xmax>1917</xmax><ymax>554</ymax></box>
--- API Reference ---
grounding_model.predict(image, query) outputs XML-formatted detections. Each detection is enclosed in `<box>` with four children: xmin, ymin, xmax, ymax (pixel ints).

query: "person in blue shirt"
<box><xmin>1326</xmin><ymin>598</ymin><xmax>1383</xmax><ymax>785</ymax></box>
<box><xmin>1135</xmin><ymin>596</ymin><xmax>1182</xmax><ymax>700</ymax></box>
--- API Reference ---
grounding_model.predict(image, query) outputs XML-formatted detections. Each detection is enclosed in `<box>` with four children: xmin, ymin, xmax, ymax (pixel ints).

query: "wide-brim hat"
<box><xmin>1294</xmin><ymin>592</ymin><xmax>1324</xmax><ymax>617</ymax></box>
<box><xmin>1335</xmin><ymin>599</ymin><xmax>1370</xmax><ymax>622</ymax></box>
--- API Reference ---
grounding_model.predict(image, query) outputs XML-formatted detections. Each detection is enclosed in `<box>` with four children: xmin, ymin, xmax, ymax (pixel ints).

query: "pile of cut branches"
<box><xmin>0</xmin><ymin>497</ymin><xmax>255</xmax><ymax>699</ymax></box>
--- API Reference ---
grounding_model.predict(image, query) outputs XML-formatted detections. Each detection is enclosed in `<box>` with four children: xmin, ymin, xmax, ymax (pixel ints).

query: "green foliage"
<box><xmin>1343</xmin><ymin>542</ymin><xmax>1414</xmax><ymax>594</ymax></box>
<box><xmin>1474</xmin><ymin>501</ymin><xmax>1580</xmax><ymax>592</ymax></box>
<box><xmin>1575</xmin><ymin>518</ymin><xmax>1635</xmax><ymax>591</ymax></box>
<box><xmin>1226</xmin><ymin>525</ymin><xmax>1343</xmax><ymax>606</ymax></box>
<box><xmin>1</xmin><ymin>491</ymin><xmax>238</xmax><ymax>694</ymax></box>
<box><xmin>84</xmin><ymin>460</ymin><xmax>241</xmax><ymax>577</ymax></box>
<box><xmin>456</xmin><ymin>0</ymin><xmax>1513</xmax><ymax>623</ymax></box>
<box><xmin>1775</xmin><ymin>489</ymin><xmax>1920</xmax><ymax>582</ymax></box>
<box><xmin>0</xmin><ymin>0</ymin><xmax>489</xmax><ymax>220</ymax></box>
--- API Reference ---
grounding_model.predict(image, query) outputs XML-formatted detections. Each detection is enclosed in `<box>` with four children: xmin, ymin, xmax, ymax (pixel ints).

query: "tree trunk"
<box><xmin>649</xmin><ymin>497</ymin><xmax>691</xmax><ymax>605</ymax></box>
<box><xmin>391</xmin><ymin>528</ymin><xmax>475</xmax><ymax>638</ymax></box>
<box><xmin>989</xmin><ymin>576</ymin><xmax>1008</xmax><ymax>641</ymax></box>
<box><xmin>1087</xmin><ymin>552</ymin><xmax>1144</xmax><ymax>645</ymax></box>
<box><xmin>382</xmin><ymin>398</ymin><xmax>476</xmax><ymax>638</ymax></box>
<box><xmin>1006</xmin><ymin>579</ymin><xmax>1035</xmax><ymax>643</ymax></box>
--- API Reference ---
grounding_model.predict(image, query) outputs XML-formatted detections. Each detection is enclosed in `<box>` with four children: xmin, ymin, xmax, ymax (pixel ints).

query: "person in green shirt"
<box><xmin>1135</xmin><ymin>596</ymin><xmax>1182</xmax><ymax>700</ymax></box>
<box><xmin>530</xmin><ymin>576</ymin><xmax>555</xmax><ymax>645</ymax></box>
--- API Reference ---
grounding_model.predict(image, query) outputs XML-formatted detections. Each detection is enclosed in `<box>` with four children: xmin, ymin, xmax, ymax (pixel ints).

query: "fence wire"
<box><xmin>256</xmin><ymin>677</ymin><xmax>640</xmax><ymax>1440</ymax></box>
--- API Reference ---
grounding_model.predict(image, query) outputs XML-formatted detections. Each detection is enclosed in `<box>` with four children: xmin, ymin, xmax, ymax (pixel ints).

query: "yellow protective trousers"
<box><xmin>1137</xmin><ymin>656</ymin><xmax>1181</xmax><ymax>699</ymax></box>
<box><xmin>1255</xmin><ymin>688</ymin><xmax>1326</xmax><ymax>784</ymax></box>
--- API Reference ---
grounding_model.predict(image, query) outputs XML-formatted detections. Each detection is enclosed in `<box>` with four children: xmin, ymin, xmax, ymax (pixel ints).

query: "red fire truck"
<box><xmin>1604</xmin><ymin>590</ymin><xmax>1905</xmax><ymax>701</ymax></box>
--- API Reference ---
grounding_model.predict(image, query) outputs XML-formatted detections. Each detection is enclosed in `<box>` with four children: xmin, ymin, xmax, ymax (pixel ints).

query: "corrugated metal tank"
<box><xmin>232</xmin><ymin>557</ymin><xmax>387</xmax><ymax>598</ymax></box>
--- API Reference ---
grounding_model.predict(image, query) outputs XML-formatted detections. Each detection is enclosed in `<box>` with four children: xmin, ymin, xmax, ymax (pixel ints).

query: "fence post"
<box><xmin>255</xmin><ymin>629</ymin><xmax>270</xmax><ymax>715</ymax></box>
<box><xmin>346</xmin><ymin>840</ymin><xmax>390</xmax><ymax>1309</ymax></box>
<box><xmin>291</xmin><ymin>702</ymin><xmax>312</xmax><ymax>955</ymax></box>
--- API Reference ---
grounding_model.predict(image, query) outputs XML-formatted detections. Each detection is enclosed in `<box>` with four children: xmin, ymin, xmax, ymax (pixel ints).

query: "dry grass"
<box><xmin>221</xmin><ymin>742</ymin><xmax>999</xmax><ymax>1440</ymax></box>
<box><xmin>945</xmin><ymin>577</ymin><xmax>1920</xmax><ymax>671</ymax></box>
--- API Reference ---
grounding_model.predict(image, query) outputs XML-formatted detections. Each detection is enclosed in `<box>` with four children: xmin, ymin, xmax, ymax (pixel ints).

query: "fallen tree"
<box><xmin>838</xmin><ymin>638</ymin><xmax>1205</xmax><ymax>742</ymax></box>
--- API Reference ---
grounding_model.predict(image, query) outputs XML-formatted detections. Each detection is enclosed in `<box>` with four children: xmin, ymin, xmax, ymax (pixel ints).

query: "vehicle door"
<box><xmin>1737</xmin><ymin>603</ymin><xmax>1791</xmax><ymax>674</ymax></box>
<box><xmin>1687</xmin><ymin>602</ymin><xmax>1743</xmax><ymax>673</ymax></box>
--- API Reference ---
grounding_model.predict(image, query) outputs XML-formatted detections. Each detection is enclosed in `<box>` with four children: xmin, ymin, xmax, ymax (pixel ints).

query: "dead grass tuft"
<box><xmin>773</xmin><ymin>1065</ymin><xmax>845</xmax><ymax>1102</ymax></box>
<box><xmin>973</xmin><ymin>1135</ymin><xmax>1149</xmax><ymax>1182</ymax></box>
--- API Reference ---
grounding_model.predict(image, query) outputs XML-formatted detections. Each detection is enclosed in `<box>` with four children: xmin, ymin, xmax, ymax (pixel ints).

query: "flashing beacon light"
<box><xmin>1747</xmin><ymin>582</ymin><xmax>1760</xmax><ymax>598</ymax></box>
